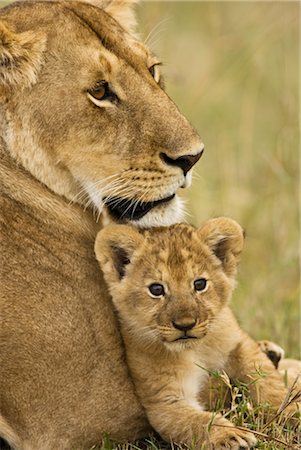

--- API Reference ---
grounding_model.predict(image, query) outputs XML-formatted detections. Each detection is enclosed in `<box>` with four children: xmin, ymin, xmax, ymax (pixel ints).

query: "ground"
<box><xmin>1</xmin><ymin>1</ymin><xmax>299</xmax><ymax>449</ymax></box>
<box><xmin>138</xmin><ymin>0</ymin><xmax>299</xmax><ymax>360</ymax></box>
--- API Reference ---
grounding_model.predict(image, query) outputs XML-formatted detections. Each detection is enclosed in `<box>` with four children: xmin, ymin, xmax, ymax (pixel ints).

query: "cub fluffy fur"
<box><xmin>95</xmin><ymin>218</ymin><xmax>299</xmax><ymax>448</ymax></box>
<box><xmin>0</xmin><ymin>0</ymin><xmax>203</xmax><ymax>448</ymax></box>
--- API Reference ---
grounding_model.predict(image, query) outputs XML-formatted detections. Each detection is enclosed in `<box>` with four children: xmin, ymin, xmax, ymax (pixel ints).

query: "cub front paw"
<box><xmin>209</xmin><ymin>419</ymin><xmax>257</xmax><ymax>449</ymax></box>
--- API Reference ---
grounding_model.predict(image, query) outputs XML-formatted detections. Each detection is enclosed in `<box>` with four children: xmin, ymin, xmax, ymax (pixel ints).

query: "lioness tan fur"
<box><xmin>0</xmin><ymin>0</ymin><xmax>204</xmax><ymax>448</ymax></box>
<box><xmin>95</xmin><ymin>218</ymin><xmax>299</xmax><ymax>449</ymax></box>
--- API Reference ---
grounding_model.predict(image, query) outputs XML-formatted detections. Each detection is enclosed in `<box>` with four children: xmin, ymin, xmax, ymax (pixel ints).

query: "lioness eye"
<box><xmin>194</xmin><ymin>278</ymin><xmax>207</xmax><ymax>292</ymax></box>
<box><xmin>148</xmin><ymin>283</ymin><xmax>165</xmax><ymax>297</ymax></box>
<box><xmin>88</xmin><ymin>81</ymin><xmax>118</xmax><ymax>103</ymax></box>
<box><xmin>149</xmin><ymin>64</ymin><xmax>161</xmax><ymax>83</ymax></box>
<box><xmin>90</xmin><ymin>84</ymin><xmax>106</xmax><ymax>100</ymax></box>
<box><xmin>149</xmin><ymin>65</ymin><xmax>156</xmax><ymax>77</ymax></box>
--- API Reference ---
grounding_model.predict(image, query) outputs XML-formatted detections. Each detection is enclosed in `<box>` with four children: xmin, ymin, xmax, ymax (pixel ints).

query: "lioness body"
<box><xmin>96</xmin><ymin>219</ymin><xmax>298</xmax><ymax>448</ymax></box>
<box><xmin>0</xmin><ymin>145</ymin><xmax>150</xmax><ymax>448</ymax></box>
<box><xmin>0</xmin><ymin>0</ymin><xmax>203</xmax><ymax>448</ymax></box>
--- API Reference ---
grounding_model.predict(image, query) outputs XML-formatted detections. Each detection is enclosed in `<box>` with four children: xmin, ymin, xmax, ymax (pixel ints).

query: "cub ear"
<box><xmin>95</xmin><ymin>225</ymin><xmax>144</xmax><ymax>285</ymax></box>
<box><xmin>81</xmin><ymin>0</ymin><xmax>139</xmax><ymax>34</ymax></box>
<box><xmin>0</xmin><ymin>21</ymin><xmax>46</xmax><ymax>91</ymax></box>
<box><xmin>197</xmin><ymin>217</ymin><xmax>244</xmax><ymax>278</ymax></box>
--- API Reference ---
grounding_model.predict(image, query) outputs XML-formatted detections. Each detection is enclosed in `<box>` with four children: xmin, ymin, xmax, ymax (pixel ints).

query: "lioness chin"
<box><xmin>95</xmin><ymin>218</ymin><xmax>300</xmax><ymax>449</ymax></box>
<box><xmin>0</xmin><ymin>0</ymin><xmax>203</xmax><ymax>449</ymax></box>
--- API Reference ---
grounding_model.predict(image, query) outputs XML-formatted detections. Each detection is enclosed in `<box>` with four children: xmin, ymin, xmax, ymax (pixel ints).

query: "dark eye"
<box><xmin>148</xmin><ymin>283</ymin><xmax>165</xmax><ymax>297</ymax></box>
<box><xmin>194</xmin><ymin>278</ymin><xmax>207</xmax><ymax>292</ymax></box>
<box><xmin>88</xmin><ymin>81</ymin><xmax>118</xmax><ymax>103</ymax></box>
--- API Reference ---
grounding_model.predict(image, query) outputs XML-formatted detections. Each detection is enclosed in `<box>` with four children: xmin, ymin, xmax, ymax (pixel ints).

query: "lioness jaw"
<box><xmin>1</xmin><ymin>0</ymin><xmax>203</xmax><ymax>228</ymax></box>
<box><xmin>0</xmin><ymin>0</ymin><xmax>204</xmax><ymax>448</ymax></box>
<box><xmin>105</xmin><ymin>193</ymin><xmax>176</xmax><ymax>221</ymax></box>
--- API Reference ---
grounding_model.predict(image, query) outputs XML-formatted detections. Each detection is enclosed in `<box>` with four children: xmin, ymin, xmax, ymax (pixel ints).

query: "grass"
<box><xmin>114</xmin><ymin>2</ymin><xmax>301</xmax><ymax>448</ymax></box>
<box><xmin>137</xmin><ymin>1</ymin><xmax>300</xmax><ymax>359</ymax></box>
<box><xmin>1</xmin><ymin>1</ymin><xmax>299</xmax><ymax>449</ymax></box>
<box><xmin>1</xmin><ymin>0</ymin><xmax>299</xmax><ymax>358</ymax></box>
<box><xmin>92</xmin><ymin>368</ymin><xmax>301</xmax><ymax>450</ymax></box>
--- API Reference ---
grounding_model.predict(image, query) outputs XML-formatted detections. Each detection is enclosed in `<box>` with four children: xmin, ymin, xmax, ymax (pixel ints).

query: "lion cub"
<box><xmin>95</xmin><ymin>218</ymin><xmax>296</xmax><ymax>449</ymax></box>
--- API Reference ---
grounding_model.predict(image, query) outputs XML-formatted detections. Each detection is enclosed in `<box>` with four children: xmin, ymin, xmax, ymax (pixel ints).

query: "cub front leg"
<box><xmin>145</xmin><ymin>400</ymin><xmax>256</xmax><ymax>449</ymax></box>
<box><xmin>228</xmin><ymin>333</ymin><xmax>300</xmax><ymax>417</ymax></box>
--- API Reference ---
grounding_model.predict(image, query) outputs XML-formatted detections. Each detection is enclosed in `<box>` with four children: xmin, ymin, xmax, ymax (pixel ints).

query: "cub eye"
<box><xmin>88</xmin><ymin>81</ymin><xmax>118</xmax><ymax>103</ymax></box>
<box><xmin>194</xmin><ymin>278</ymin><xmax>207</xmax><ymax>292</ymax></box>
<box><xmin>148</xmin><ymin>283</ymin><xmax>165</xmax><ymax>298</ymax></box>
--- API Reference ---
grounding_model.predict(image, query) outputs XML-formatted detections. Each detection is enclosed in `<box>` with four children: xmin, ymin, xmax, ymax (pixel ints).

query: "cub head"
<box><xmin>0</xmin><ymin>0</ymin><xmax>203</xmax><ymax>227</ymax></box>
<box><xmin>95</xmin><ymin>217</ymin><xmax>244</xmax><ymax>350</ymax></box>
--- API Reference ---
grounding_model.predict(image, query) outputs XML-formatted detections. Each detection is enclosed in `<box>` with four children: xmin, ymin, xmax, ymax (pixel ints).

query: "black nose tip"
<box><xmin>172</xmin><ymin>320</ymin><xmax>197</xmax><ymax>332</ymax></box>
<box><xmin>160</xmin><ymin>149</ymin><xmax>204</xmax><ymax>175</ymax></box>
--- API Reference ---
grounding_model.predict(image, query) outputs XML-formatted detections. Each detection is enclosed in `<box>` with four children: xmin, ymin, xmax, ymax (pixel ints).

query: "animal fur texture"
<box><xmin>1</xmin><ymin>1</ymin><xmax>297</xmax><ymax>449</ymax></box>
<box><xmin>95</xmin><ymin>218</ymin><xmax>300</xmax><ymax>449</ymax></box>
<box><xmin>0</xmin><ymin>0</ymin><xmax>204</xmax><ymax>448</ymax></box>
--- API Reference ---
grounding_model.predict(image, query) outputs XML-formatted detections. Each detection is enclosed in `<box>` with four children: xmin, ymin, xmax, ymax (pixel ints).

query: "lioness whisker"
<box><xmin>104</xmin><ymin>188</ymin><xmax>139</xmax><ymax>207</ymax></box>
<box><xmin>128</xmin><ymin>183</ymin><xmax>152</xmax><ymax>215</ymax></box>
<box><xmin>144</xmin><ymin>17</ymin><xmax>170</xmax><ymax>46</ymax></box>
<box><xmin>130</xmin><ymin>182</ymin><xmax>151</xmax><ymax>217</ymax></box>
<box><xmin>82</xmin><ymin>179</ymin><xmax>137</xmax><ymax>210</ymax></box>
<box><xmin>105</xmin><ymin>183</ymin><xmax>148</xmax><ymax>204</ymax></box>
<box><xmin>69</xmin><ymin>173</ymin><xmax>124</xmax><ymax>204</ymax></box>
<box><xmin>103</xmin><ymin>183</ymin><xmax>137</xmax><ymax>201</ymax></box>
<box><xmin>192</xmin><ymin>171</ymin><xmax>202</xmax><ymax>181</ymax></box>
<box><xmin>118</xmin><ymin>196</ymin><xmax>137</xmax><ymax>219</ymax></box>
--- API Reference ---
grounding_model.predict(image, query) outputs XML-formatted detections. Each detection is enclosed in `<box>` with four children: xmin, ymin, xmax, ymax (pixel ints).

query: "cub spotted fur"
<box><xmin>95</xmin><ymin>218</ymin><xmax>299</xmax><ymax>448</ymax></box>
<box><xmin>0</xmin><ymin>0</ymin><xmax>203</xmax><ymax>447</ymax></box>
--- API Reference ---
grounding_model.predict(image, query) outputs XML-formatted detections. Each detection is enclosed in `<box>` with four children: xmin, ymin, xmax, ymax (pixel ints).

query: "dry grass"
<box><xmin>120</xmin><ymin>3</ymin><xmax>299</xmax><ymax>448</ymax></box>
<box><xmin>138</xmin><ymin>1</ymin><xmax>300</xmax><ymax>360</ymax></box>
<box><xmin>93</xmin><ymin>369</ymin><xmax>301</xmax><ymax>450</ymax></box>
<box><xmin>1</xmin><ymin>1</ymin><xmax>299</xmax><ymax>449</ymax></box>
<box><xmin>1</xmin><ymin>0</ymin><xmax>298</xmax><ymax>353</ymax></box>
<box><xmin>111</xmin><ymin>2</ymin><xmax>300</xmax><ymax>448</ymax></box>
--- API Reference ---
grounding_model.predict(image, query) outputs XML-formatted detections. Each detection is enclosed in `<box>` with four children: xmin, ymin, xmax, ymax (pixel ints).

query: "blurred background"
<box><xmin>138</xmin><ymin>1</ymin><xmax>299</xmax><ymax>358</ymax></box>
<box><xmin>1</xmin><ymin>1</ymin><xmax>299</xmax><ymax>358</ymax></box>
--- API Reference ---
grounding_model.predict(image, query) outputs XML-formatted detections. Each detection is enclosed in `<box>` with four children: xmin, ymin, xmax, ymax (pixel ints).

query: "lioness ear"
<box><xmin>0</xmin><ymin>21</ymin><xmax>46</xmax><ymax>91</ymax></box>
<box><xmin>81</xmin><ymin>0</ymin><xmax>139</xmax><ymax>34</ymax></box>
<box><xmin>197</xmin><ymin>217</ymin><xmax>244</xmax><ymax>278</ymax></box>
<box><xmin>95</xmin><ymin>225</ymin><xmax>144</xmax><ymax>285</ymax></box>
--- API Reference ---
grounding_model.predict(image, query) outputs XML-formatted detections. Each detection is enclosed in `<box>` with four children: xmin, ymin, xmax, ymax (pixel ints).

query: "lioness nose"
<box><xmin>160</xmin><ymin>149</ymin><xmax>204</xmax><ymax>175</ymax></box>
<box><xmin>172</xmin><ymin>319</ymin><xmax>196</xmax><ymax>332</ymax></box>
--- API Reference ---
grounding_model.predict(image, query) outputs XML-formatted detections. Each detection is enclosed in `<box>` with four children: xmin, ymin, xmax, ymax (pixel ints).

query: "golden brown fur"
<box><xmin>0</xmin><ymin>1</ymin><xmax>204</xmax><ymax>448</ymax></box>
<box><xmin>1</xmin><ymin>0</ymin><xmax>202</xmax><ymax>228</ymax></box>
<box><xmin>95</xmin><ymin>218</ymin><xmax>299</xmax><ymax>449</ymax></box>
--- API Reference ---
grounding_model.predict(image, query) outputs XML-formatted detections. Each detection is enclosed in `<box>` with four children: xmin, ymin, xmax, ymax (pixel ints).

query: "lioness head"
<box><xmin>0</xmin><ymin>0</ymin><xmax>203</xmax><ymax>227</ymax></box>
<box><xmin>95</xmin><ymin>217</ymin><xmax>244</xmax><ymax>350</ymax></box>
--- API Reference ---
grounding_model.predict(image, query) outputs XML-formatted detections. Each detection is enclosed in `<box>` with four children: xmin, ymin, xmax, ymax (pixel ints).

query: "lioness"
<box><xmin>95</xmin><ymin>218</ymin><xmax>299</xmax><ymax>449</ymax></box>
<box><xmin>0</xmin><ymin>0</ymin><xmax>204</xmax><ymax>448</ymax></box>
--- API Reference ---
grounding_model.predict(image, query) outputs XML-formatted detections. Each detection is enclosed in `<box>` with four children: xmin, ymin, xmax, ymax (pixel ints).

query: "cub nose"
<box><xmin>172</xmin><ymin>319</ymin><xmax>197</xmax><ymax>332</ymax></box>
<box><xmin>160</xmin><ymin>149</ymin><xmax>204</xmax><ymax>175</ymax></box>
